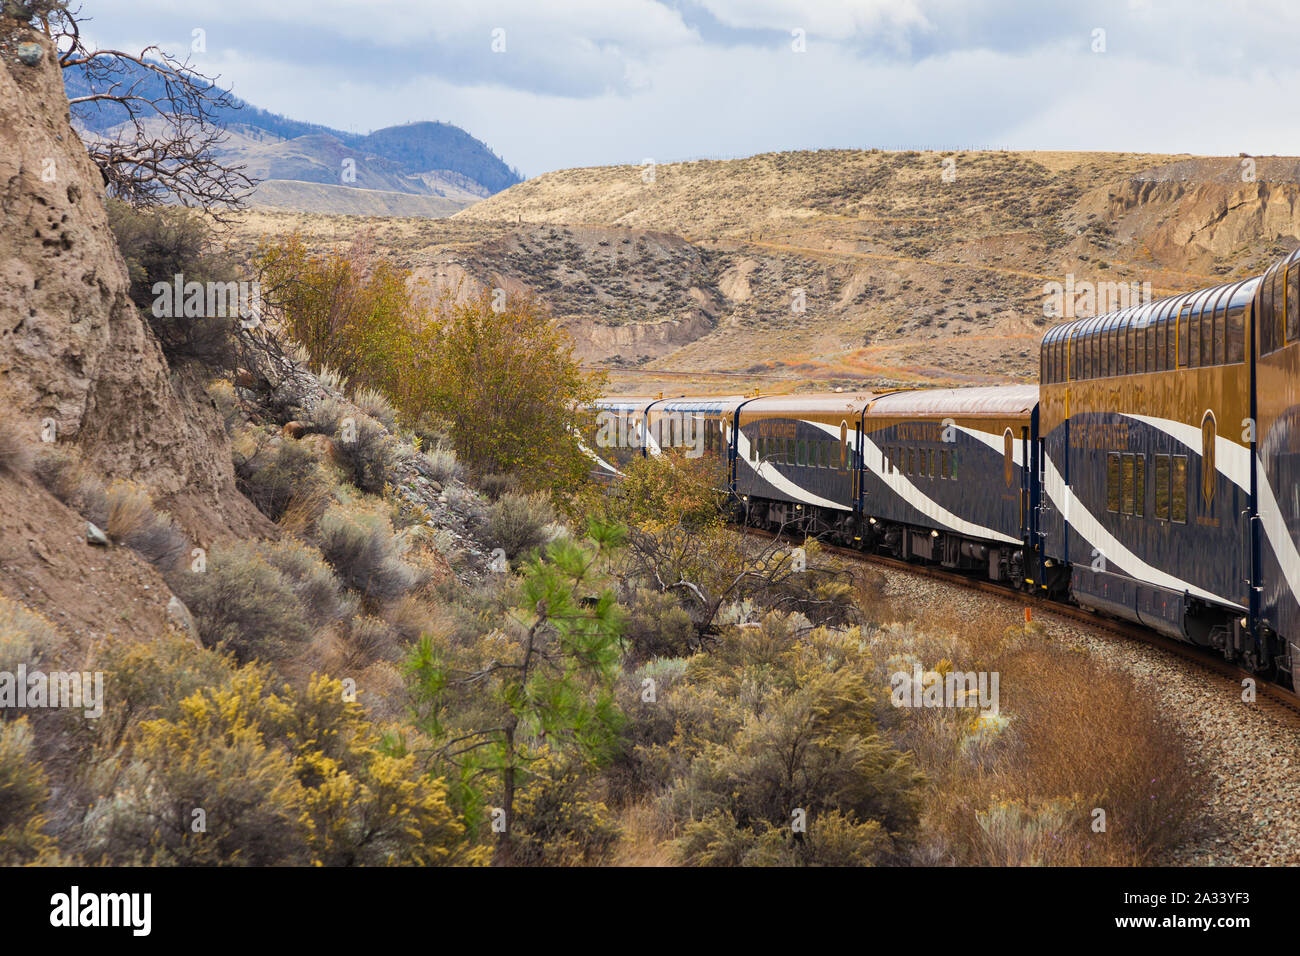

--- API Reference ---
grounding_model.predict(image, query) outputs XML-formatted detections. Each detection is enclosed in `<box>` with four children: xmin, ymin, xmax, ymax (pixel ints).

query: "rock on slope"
<box><xmin>0</xmin><ymin>31</ymin><xmax>266</xmax><ymax>542</ymax></box>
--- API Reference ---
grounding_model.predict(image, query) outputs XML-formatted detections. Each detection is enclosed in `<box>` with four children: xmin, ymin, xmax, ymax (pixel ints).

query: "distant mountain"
<box><xmin>63</xmin><ymin>59</ymin><xmax>522</xmax><ymax>216</ymax></box>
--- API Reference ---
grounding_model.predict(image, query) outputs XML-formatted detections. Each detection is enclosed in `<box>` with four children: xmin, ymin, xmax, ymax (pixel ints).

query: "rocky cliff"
<box><xmin>0</xmin><ymin>30</ymin><xmax>266</xmax><ymax>541</ymax></box>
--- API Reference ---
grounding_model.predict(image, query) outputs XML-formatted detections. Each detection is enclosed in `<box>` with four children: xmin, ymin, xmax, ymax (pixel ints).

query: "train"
<box><xmin>587</xmin><ymin>248</ymin><xmax>1300</xmax><ymax>688</ymax></box>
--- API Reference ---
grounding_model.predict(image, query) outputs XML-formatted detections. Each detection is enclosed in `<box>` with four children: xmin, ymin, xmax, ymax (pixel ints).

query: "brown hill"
<box><xmin>230</xmin><ymin>149</ymin><xmax>1300</xmax><ymax>395</ymax></box>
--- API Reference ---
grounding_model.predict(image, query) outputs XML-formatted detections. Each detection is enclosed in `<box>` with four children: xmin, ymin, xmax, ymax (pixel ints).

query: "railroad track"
<box><xmin>744</xmin><ymin>524</ymin><xmax>1300</xmax><ymax>720</ymax></box>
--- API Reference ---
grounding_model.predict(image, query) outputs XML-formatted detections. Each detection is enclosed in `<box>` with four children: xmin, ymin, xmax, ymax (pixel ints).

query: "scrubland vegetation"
<box><xmin>0</xmin><ymin>205</ymin><xmax>1202</xmax><ymax>867</ymax></box>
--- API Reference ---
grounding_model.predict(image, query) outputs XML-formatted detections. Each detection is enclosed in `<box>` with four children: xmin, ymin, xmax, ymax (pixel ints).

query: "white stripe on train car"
<box><xmin>952</xmin><ymin>424</ymin><xmax>1024</xmax><ymax>466</ymax></box>
<box><xmin>734</xmin><ymin>427</ymin><xmax>848</xmax><ymax>511</ymax></box>
<box><xmin>857</xmin><ymin>429</ymin><xmax>1021</xmax><ymax>545</ymax></box>
<box><xmin>578</xmin><ymin>440</ymin><xmax>623</xmax><ymax>477</ymax></box>
<box><xmin>1041</xmin><ymin>454</ymin><xmax>1244</xmax><ymax>609</ymax></box>
<box><xmin>1117</xmin><ymin>412</ymin><xmax>1300</xmax><ymax>608</ymax></box>
<box><xmin>1120</xmin><ymin>413</ymin><xmax>1250</xmax><ymax>491</ymax></box>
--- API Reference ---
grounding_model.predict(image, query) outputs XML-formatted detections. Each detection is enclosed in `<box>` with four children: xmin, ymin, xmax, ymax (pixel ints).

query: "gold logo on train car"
<box><xmin>1003</xmin><ymin>428</ymin><xmax>1015</xmax><ymax>486</ymax></box>
<box><xmin>1201</xmin><ymin>410</ymin><xmax>1216</xmax><ymax>509</ymax></box>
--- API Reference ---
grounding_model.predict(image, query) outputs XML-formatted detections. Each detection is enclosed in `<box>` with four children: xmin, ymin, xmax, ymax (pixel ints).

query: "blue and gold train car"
<box><xmin>1039</xmin><ymin>276</ymin><xmax>1259</xmax><ymax>652</ymax></box>
<box><xmin>732</xmin><ymin>392</ymin><xmax>874</xmax><ymax>539</ymax></box>
<box><xmin>858</xmin><ymin>386</ymin><xmax>1038</xmax><ymax>584</ymax></box>
<box><xmin>1252</xmin><ymin>247</ymin><xmax>1300</xmax><ymax>682</ymax></box>
<box><xmin>585</xmin><ymin>248</ymin><xmax>1300</xmax><ymax>687</ymax></box>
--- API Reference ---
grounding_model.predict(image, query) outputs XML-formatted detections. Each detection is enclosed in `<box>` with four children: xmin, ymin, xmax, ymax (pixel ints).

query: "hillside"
<box><xmin>65</xmin><ymin>59</ymin><xmax>521</xmax><ymax>216</ymax></box>
<box><xmin>228</xmin><ymin>148</ymin><xmax>1300</xmax><ymax>393</ymax></box>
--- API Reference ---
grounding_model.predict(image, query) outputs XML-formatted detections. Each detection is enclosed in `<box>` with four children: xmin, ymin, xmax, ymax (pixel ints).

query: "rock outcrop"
<box><xmin>0</xmin><ymin>29</ymin><xmax>268</xmax><ymax>542</ymax></box>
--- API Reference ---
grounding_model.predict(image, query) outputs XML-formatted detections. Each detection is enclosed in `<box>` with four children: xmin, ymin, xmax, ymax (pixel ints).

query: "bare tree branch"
<box><xmin>26</xmin><ymin>2</ymin><xmax>257</xmax><ymax>219</ymax></box>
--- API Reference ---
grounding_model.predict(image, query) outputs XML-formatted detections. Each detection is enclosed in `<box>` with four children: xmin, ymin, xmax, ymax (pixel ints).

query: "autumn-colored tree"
<box><xmin>257</xmin><ymin>235</ymin><xmax>600</xmax><ymax>496</ymax></box>
<box><xmin>417</xmin><ymin>289</ymin><xmax>602</xmax><ymax>495</ymax></box>
<box><xmin>256</xmin><ymin>233</ymin><xmax>416</xmax><ymax>402</ymax></box>
<box><xmin>582</xmin><ymin>448</ymin><xmax>728</xmax><ymax>532</ymax></box>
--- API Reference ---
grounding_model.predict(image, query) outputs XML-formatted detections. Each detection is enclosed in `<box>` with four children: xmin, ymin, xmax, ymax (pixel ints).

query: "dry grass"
<box><xmin>105</xmin><ymin>481</ymin><xmax>190</xmax><ymax>572</ymax></box>
<box><xmin>870</xmin><ymin>613</ymin><xmax>1202</xmax><ymax>866</ymax></box>
<box><xmin>0</xmin><ymin>415</ymin><xmax>32</xmax><ymax>477</ymax></box>
<box><xmin>610</xmin><ymin>802</ymin><xmax>676</xmax><ymax>866</ymax></box>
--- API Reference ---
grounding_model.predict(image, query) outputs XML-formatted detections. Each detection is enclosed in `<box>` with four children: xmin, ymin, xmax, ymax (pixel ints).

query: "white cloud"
<box><xmin>66</xmin><ymin>0</ymin><xmax>1300</xmax><ymax>175</ymax></box>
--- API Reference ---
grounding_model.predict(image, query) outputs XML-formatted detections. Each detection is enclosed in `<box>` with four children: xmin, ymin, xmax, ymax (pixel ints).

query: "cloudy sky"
<box><xmin>77</xmin><ymin>0</ymin><xmax>1300</xmax><ymax>177</ymax></box>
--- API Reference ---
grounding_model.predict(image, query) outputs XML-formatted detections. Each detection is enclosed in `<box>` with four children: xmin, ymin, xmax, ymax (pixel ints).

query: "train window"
<box><xmin>1170</xmin><ymin>301</ymin><xmax>1184</xmax><ymax>368</ymax></box>
<box><xmin>1069</xmin><ymin>330</ymin><xmax>1079</xmax><ymax>380</ymax></box>
<box><xmin>749</xmin><ymin>436</ymin><xmax>757</xmax><ymax>461</ymax></box>
<box><xmin>1122</xmin><ymin>454</ymin><xmax>1136</xmax><ymax>514</ymax></box>
<box><xmin>1154</xmin><ymin>455</ymin><xmax>1171</xmax><ymax>520</ymax></box>
<box><xmin>1104</xmin><ymin>322</ymin><xmax>1115</xmax><ymax>377</ymax></box>
<box><xmin>1227</xmin><ymin>298</ymin><xmax>1246</xmax><ymax>364</ymax></box>
<box><xmin>1127</xmin><ymin>317</ymin><xmax>1137</xmax><ymax>373</ymax></box>
<box><xmin>1154</xmin><ymin>305</ymin><xmax>1167</xmax><ymax>371</ymax></box>
<box><xmin>1138</xmin><ymin>314</ymin><xmax>1149</xmax><ymax>374</ymax></box>
<box><xmin>919</xmin><ymin>449</ymin><xmax>929</xmax><ymax>478</ymax></box>
<box><xmin>1107</xmin><ymin>454</ymin><xmax>1121</xmax><ymax>513</ymax></box>
<box><xmin>928</xmin><ymin>449</ymin><xmax>935</xmax><ymax>477</ymax></box>
<box><xmin>1144</xmin><ymin>309</ymin><xmax>1156</xmax><ymax>372</ymax></box>
<box><xmin>1187</xmin><ymin>296</ymin><xmax>1201</xmax><ymax>368</ymax></box>
<box><xmin>1135</xmin><ymin>455</ymin><xmax>1146</xmax><ymax>517</ymax></box>
<box><xmin>940</xmin><ymin>449</ymin><xmax>949</xmax><ymax>478</ymax></box>
<box><xmin>907</xmin><ymin>448</ymin><xmax>914</xmax><ymax>475</ymax></box>
<box><xmin>1201</xmin><ymin>291</ymin><xmax>1215</xmax><ymax>365</ymax></box>
<box><xmin>1169</xmin><ymin>306</ymin><xmax>1182</xmax><ymax>369</ymax></box>
<box><xmin>819</xmin><ymin>441</ymin><xmax>829</xmax><ymax>469</ymax></box>
<box><xmin>1288</xmin><ymin>261</ymin><xmax>1300</xmax><ymax>343</ymax></box>
<box><xmin>1201</xmin><ymin>292</ymin><xmax>1215</xmax><ymax>365</ymax></box>
<box><xmin>1091</xmin><ymin>322</ymin><xmax>1102</xmax><ymax>378</ymax></box>
<box><xmin>1262</xmin><ymin>265</ymin><xmax>1279</xmax><ymax>354</ymax></box>
<box><xmin>1058</xmin><ymin>337</ymin><xmax>1066</xmax><ymax>381</ymax></box>
<box><xmin>1212</xmin><ymin>287</ymin><xmax>1228</xmax><ymax>365</ymax></box>
<box><xmin>1274</xmin><ymin>263</ymin><xmax>1286</xmax><ymax>350</ymax></box>
<box><xmin>951</xmin><ymin>450</ymin><xmax>959</xmax><ymax>479</ymax></box>
<box><xmin>797</xmin><ymin>439</ymin><xmax>807</xmax><ymax>466</ymax></box>
<box><xmin>1171</xmin><ymin>456</ymin><xmax>1188</xmax><ymax>522</ymax></box>
<box><xmin>785</xmin><ymin>438</ymin><xmax>795</xmax><ymax>464</ymax></box>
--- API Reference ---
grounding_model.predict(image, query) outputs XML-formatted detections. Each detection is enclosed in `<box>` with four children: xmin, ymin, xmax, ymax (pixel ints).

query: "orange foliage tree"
<box><xmin>257</xmin><ymin>234</ymin><xmax>601</xmax><ymax>495</ymax></box>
